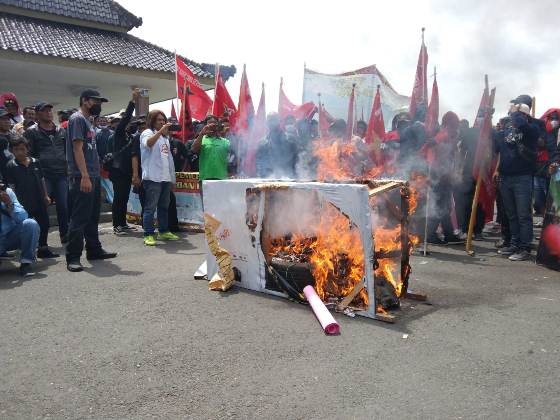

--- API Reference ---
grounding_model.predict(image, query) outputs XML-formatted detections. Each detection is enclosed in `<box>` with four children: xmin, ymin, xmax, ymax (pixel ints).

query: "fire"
<box><xmin>313</xmin><ymin>138</ymin><xmax>382</xmax><ymax>181</ymax></box>
<box><xmin>270</xmin><ymin>202</ymin><xmax>368</xmax><ymax>308</ymax></box>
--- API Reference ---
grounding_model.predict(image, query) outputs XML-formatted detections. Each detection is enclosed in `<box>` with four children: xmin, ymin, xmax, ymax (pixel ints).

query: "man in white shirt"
<box><xmin>140</xmin><ymin>110</ymin><xmax>179</xmax><ymax>246</ymax></box>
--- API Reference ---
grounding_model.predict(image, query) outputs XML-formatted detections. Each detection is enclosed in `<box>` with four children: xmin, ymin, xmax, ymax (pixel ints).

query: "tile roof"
<box><xmin>0</xmin><ymin>0</ymin><xmax>142</xmax><ymax>30</ymax></box>
<box><xmin>0</xmin><ymin>13</ymin><xmax>236</xmax><ymax>80</ymax></box>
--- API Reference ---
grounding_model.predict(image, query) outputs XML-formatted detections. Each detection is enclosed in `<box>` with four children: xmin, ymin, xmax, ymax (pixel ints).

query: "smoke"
<box><xmin>431</xmin><ymin>0</ymin><xmax>560</xmax><ymax>120</ymax></box>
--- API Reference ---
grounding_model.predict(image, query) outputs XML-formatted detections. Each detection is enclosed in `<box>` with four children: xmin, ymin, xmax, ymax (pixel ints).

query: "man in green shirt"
<box><xmin>191</xmin><ymin>117</ymin><xmax>230</xmax><ymax>181</ymax></box>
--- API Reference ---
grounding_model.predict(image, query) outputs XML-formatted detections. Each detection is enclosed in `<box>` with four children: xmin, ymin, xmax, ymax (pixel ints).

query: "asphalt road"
<box><xmin>0</xmin><ymin>224</ymin><xmax>559</xmax><ymax>419</ymax></box>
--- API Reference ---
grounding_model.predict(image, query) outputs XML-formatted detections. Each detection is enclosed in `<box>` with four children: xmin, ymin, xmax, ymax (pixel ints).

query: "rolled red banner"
<box><xmin>303</xmin><ymin>285</ymin><xmax>340</xmax><ymax>335</ymax></box>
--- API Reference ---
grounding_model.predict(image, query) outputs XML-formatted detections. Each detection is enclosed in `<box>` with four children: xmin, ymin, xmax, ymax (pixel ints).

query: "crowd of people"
<box><xmin>0</xmin><ymin>88</ymin><xmax>558</xmax><ymax>276</ymax></box>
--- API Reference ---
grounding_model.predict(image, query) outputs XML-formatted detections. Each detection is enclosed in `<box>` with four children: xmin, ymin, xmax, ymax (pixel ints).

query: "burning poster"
<box><xmin>302</xmin><ymin>65</ymin><xmax>409</xmax><ymax>128</ymax></box>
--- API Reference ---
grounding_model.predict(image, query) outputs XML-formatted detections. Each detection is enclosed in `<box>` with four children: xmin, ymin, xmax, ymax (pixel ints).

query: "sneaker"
<box><xmin>67</xmin><ymin>261</ymin><xmax>84</xmax><ymax>272</ymax></box>
<box><xmin>509</xmin><ymin>250</ymin><xmax>532</xmax><ymax>261</ymax></box>
<box><xmin>144</xmin><ymin>235</ymin><xmax>156</xmax><ymax>246</ymax></box>
<box><xmin>121</xmin><ymin>224</ymin><xmax>135</xmax><ymax>231</ymax></box>
<box><xmin>495</xmin><ymin>239</ymin><xmax>509</xmax><ymax>249</ymax></box>
<box><xmin>445</xmin><ymin>234</ymin><xmax>465</xmax><ymax>244</ymax></box>
<box><xmin>86</xmin><ymin>249</ymin><xmax>117</xmax><ymax>260</ymax></box>
<box><xmin>497</xmin><ymin>245</ymin><xmax>518</xmax><ymax>256</ymax></box>
<box><xmin>427</xmin><ymin>236</ymin><xmax>447</xmax><ymax>245</ymax></box>
<box><xmin>113</xmin><ymin>226</ymin><xmax>127</xmax><ymax>236</ymax></box>
<box><xmin>37</xmin><ymin>247</ymin><xmax>60</xmax><ymax>259</ymax></box>
<box><xmin>19</xmin><ymin>263</ymin><xmax>35</xmax><ymax>277</ymax></box>
<box><xmin>157</xmin><ymin>232</ymin><xmax>179</xmax><ymax>241</ymax></box>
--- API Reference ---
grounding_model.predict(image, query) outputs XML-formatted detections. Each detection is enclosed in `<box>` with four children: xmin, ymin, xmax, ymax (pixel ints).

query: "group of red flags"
<box><xmin>174</xmin><ymin>40</ymin><xmax>496</xmax><ymax>200</ymax></box>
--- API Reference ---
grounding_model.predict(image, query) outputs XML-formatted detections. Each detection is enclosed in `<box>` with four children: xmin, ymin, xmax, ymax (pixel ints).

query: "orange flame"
<box><xmin>313</xmin><ymin>138</ymin><xmax>383</xmax><ymax>181</ymax></box>
<box><xmin>270</xmin><ymin>203</ymin><xmax>368</xmax><ymax>308</ymax></box>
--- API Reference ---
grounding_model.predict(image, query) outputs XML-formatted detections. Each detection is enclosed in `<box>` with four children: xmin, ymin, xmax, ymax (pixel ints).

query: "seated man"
<box><xmin>0</xmin><ymin>181</ymin><xmax>40</xmax><ymax>276</ymax></box>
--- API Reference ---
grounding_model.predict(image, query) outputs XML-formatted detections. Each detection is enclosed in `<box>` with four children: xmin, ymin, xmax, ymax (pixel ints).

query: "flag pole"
<box><xmin>174</xmin><ymin>51</ymin><xmax>180</xmax><ymax>117</ymax></box>
<box><xmin>466</xmin><ymin>77</ymin><xmax>494</xmax><ymax>255</ymax></box>
<box><xmin>422</xmin><ymin>66</ymin><xmax>436</xmax><ymax>257</ymax></box>
<box><xmin>531</xmin><ymin>96</ymin><xmax>536</xmax><ymax>117</ymax></box>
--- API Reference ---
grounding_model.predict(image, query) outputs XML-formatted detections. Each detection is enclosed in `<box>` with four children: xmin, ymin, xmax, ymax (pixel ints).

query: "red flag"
<box><xmin>472</xmin><ymin>87</ymin><xmax>495</xmax><ymax>180</ymax></box>
<box><xmin>244</xmin><ymin>83</ymin><xmax>266</xmax><ymax>176</ymax></box>
<box><xmin>425</xmin><ymin>72</ymin><xmax>439</xmax><ymax>137</ymax></box>
<box><xmin>365</xmin><ymin>85</ymin><xmax>385</xmax><ymax>165</ymax></box>
<box><xmin>409</xmin><ymin>31</ymin><xmax>428</xmax><ymax>120</ymax></box>
<box><xmin>345</xmin><ymin>84</ymin><xmax>355</xmax><ymax>141</ymax></box>
<box><xmin>473</xmin><ymin>79</ymin><xmax>490</xmax><ymax>128</ymax></box>
<box><xmin>235</xmin><ymin>65</ymin><xmax>255</xmax><ymax>134</ymax></box>
<box><xmin>212</xmin><ymin>66</ymin><xmax>237</xmax><ymax>120</ymax></box>
<box><xmin>319</xmin><ymin>104</ymin><xmax>335</xmax><ymax>137</ymax></box>
<box><xmin>175</xmin><ymin>55</ymin><xmax>212</xmax><ymax>121</ymax></box>
<box><xmin>178</xmin><ymin>81</ymin><xmax>194</xmax><ymax>142</ymax></box>
<box><xmin>278</xmin><ymin>78</ymin><xmax>316</xmax><ymax>120</ymax></box>
<box><xmin>170</xmin><ymin>101</ymin><xmax>177</xmax><ymax>120</ymax></box>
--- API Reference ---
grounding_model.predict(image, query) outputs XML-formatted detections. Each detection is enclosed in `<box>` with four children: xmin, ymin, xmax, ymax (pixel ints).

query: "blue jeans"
<box><xmin>45</xmin><ymin>175</ymin><xmax>69</xmax><ymax>238</ymax></box>
<box><xmin>499</xmin><ymin>174</ymin><xmax>533</xmax><ymax>251</ymax></box>
<box><xmin>142</xmin><ymin>180</ymin><xmax>172</xmax><ymax>236</ymax></box>
<box><xmin>533</xmin><ymin>176</ymin><xmax>549</xmax><ymax>215</ymax></box>
<box><xmin>0</xmin><ymin>219</ymin><xmax>40</xmax><ymax>263</ymax></box>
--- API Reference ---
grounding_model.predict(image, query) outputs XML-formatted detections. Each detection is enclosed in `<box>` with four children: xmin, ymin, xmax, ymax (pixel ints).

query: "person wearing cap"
<box><xmin>24</xmin><ymin>102</ymin><xmax>69</xmax><ymax>243</ymax></box>
<box><xmin>0</xmin><ymin>106</ymin><xmax>15</xmax><ymax>180</ymax></box>
<box><xmin>65</xmin><ymin>89</ymin><xmax>117</xmax><ymax>272</ymax></box>
<box><xmin>495</xmin><ymin>97</ymin><xmax>540</xmax><ymax>261</ymax></box>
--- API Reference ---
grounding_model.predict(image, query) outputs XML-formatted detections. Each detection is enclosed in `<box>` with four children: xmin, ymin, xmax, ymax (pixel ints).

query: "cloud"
<box><xmin>122</xmin><ymin>0</ymin><xmax>560</xmax><ymax>121</ymax></box>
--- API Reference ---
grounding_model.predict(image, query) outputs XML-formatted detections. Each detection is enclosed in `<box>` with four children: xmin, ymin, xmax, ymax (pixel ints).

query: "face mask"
<box><xmin>89</xmin><ymin>104</ymin><xmax>102</xmax><ymax>116</ymax></box>
<box><xmin>551</xmin><ymin>120</ymin><xmax>559</xmax><ymax>129</ymax></box>
<box><xmin>98</xmin><ymin>124</ymin><xmax>108</xmax><ymax>130</ymax></box>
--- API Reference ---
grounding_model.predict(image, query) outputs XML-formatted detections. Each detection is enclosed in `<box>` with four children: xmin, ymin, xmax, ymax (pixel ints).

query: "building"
<box><xmin>0</xmin><ymin>0</ymin><xmax>235</xmax><ymax>114</ymax></box>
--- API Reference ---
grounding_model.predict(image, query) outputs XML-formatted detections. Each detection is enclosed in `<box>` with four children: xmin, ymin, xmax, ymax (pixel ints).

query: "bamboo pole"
<box><xmin>423</xmin><ymin>164</ymin><xmax>431</xmax><ymax>256</ymax></box>
<box><xmin>465</xmin><ymin>176</ymin><xmax>482</xmax><ymax>255</ymax></box>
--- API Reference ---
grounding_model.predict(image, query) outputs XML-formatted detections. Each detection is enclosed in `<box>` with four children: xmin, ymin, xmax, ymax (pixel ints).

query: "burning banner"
<box><xmin>202</xmin><ymin>177</ymin><xmax>421</xmax><ymax>322</ymax></box>
<box><xmin>302</xmin><ymin>65</ymin><xmax>409</xmax><ymax>128</ymax></box>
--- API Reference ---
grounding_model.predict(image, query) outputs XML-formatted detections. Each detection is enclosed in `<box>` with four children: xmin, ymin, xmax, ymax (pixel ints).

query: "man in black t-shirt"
<box><xmin>25</xmin><ymin>102</ymin><xmax>69</xmax><ymax>242</ymax></box>
<box><xmin>168</xmin><ymin>134</ymin><xmax>190</xmax><ymax>231</ymax></box>
<box><xmin>65</xmin><ymin>89</ymin><xmax>117</xmax><ymax>272</ymax></box>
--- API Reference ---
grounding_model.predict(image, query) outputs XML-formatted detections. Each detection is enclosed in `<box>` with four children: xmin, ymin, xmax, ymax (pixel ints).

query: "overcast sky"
<box><xmin>120</xmin><ymin>0</ymin><xmax>560</xmax><ymax>122</ymax></box>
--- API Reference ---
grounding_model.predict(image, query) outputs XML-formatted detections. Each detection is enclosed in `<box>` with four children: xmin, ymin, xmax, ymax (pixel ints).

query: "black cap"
<box><xmin>510</xmin><ymin>94</ymin><xmax>533</xmax><ymax>108</ymax></box>
<box><xmin>80</xmin><ymin>89</ymin><xmax>108</xmax><ymax>103</ymax></box>
<box><xmin>0</xmin><ymin>107</ymin><xmax>9</xmax><ymax>118</ymax></box>
<box><xmin>34</xmin><ymin>101</ymin><xmax>53</xmax><ymax>112</ymax></box>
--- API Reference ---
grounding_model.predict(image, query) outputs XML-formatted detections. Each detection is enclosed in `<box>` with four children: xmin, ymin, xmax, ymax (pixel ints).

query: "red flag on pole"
<box><xmin>278</xmin><ymin>78</ymin><xmax>317</xmax><ymax>120</ymax></box>
<box><xmin>425</xmin><ymin>68</ymin><xmax>439</xmax><ymax>137</ymax></box>
<box><xmin>178</xmin><ymin>81</ymin><xmax>194</xmax><ymax>142</ymax></box>
<box><xmin>235</xmin><ymin>64</ymin><xmax>255</xmax><ymax>134</ymax></box>
<box><xmin>212</xmin><ymin>65</ymin><xmax>237</xmax><ymax>119</ymax></box>
<box><xmin>365</xmin><ymin>85</ymin><xmax>385</xmax><ymax>165</ymax></box>
<box><xmin>170</xmin><ymin>101</ymin><xmax>178</xmax><ymax>120</ymax></box>
<box><xmin>243</xmin><ymin>83</ymin><xmax>266</xmax><ymax>176</ymax></box>
<box><xmin>175</xmin><ymin>54</ymin><xmax>212</xmax><ymax>121</ymax></box>
<box><xmin>319</xmin><ymin>104</ymin><xmax>335</xmax><ymax>137</ymax></box>
<box><xmin>473</xmin><ymin>76</ymin><xmax>490</xmax><ymax>128</ymax></box>
<box><xmin>409</xmin><ymin>28</ymin><xmax>429</xmax><ymax>120</ymax></box>
<box><xmin>345</xmin><ymin>84</ymin><xmax>355</xmax><ymax>141</ymax></box>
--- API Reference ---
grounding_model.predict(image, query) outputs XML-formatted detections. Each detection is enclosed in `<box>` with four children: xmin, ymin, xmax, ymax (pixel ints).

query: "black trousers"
<box><xmin>28</xmin><ymin>206</ymin><xmax>49</xmax><ymax>247</ymax></box>
<box><xmin>168</xmin><ymin>191</ymin><xmax>179</xmax><ymax>231</ymax></box>
<box><xmin>496</xmin><ymin>188</ymin><xmax>511</xmax><ymax>244</ymax></box>
<box><xmin>111</xmin><ymin>175</ymin><xmax>132</xmax><ymax>228</ymax></box>
<box><xmin>427</xmin><ymin>178</ymin><xmax>455</xmax><ymax>239</ymax></box>
<box><xmin>66</xmin><ymin>177</ymin><xmax>102</xmax><ymax>263</ymax></box>
<box><xmin>456</xmin><ymin>179</ymin><xmax>484</xmax><ymax>235</ymax></box>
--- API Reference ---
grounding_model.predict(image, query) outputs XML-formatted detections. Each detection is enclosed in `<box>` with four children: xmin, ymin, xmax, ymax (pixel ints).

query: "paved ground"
<box><xmin>0</xmin><ymin>224</ymin><xmax>559</xmax><ymax>419</ymax></box>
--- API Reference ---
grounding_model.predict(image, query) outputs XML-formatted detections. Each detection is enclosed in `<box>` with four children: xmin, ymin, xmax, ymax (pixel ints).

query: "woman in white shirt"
<box><xmin>139</xmin><ymin>110</ymin><xmax>179</xmax><ymax>246</ymax></box>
